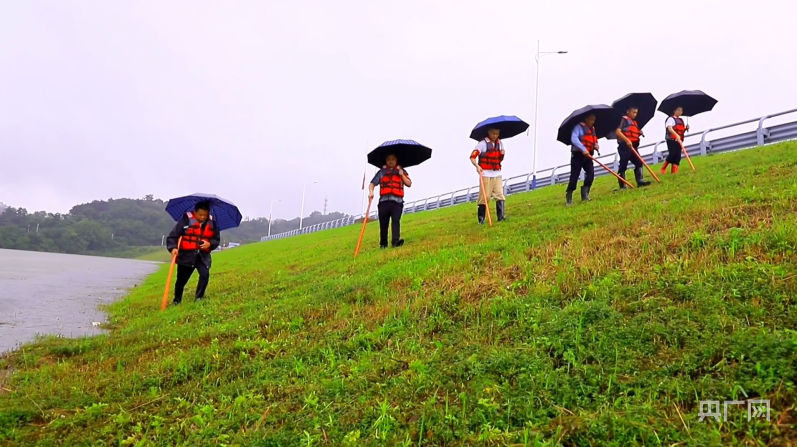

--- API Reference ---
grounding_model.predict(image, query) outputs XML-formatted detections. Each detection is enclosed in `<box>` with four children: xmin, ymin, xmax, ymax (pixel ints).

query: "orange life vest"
<box><xmin>478</xmin><ymin>139</ymin><xmax>503</xmax><ymax>171</ymax></box>
<box><xmin>620</xmin><ymin>116</ymin><xmax>641</xmax><ymax>143</ymax></box>
<box><xmin>666</xmin><ymin>117</ymin><xmax>686</xmax><ymax>141</ymax></box>
<box><xmin>580</xmin><ymin>124</ymin><xmax>598</xmax><ymax>155</ymax></box>
<box><xmin>180</xmin><ymin>211</ymin><xmax>215</xmax><ymax>252</ymax></box>
<box><xmin>379</xmin><ymin>168</ymin><xmax>405</xmax><ymax>197</ymax></box>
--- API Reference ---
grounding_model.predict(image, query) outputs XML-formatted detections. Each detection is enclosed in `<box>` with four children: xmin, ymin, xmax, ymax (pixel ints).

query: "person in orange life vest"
<box><xmin>470</xmin><ymin>127</ymin><xmax>506</xmax><ymax>224</ymax></box>
<box><xmin>615</xmin><ymin>107</ymin><xmax>651</xmax><ymax>189</ymax></box>
<box><xmin>368</xmin><ymin>153</ymin><xmax>412</xmax><ymax>249</ymax></box>
<box><xmin>165</xmin><ymin>201</ymin><xmax>220</xmax><ymax>305</ymax></box>
<box><xmin>565</xmin><ymin>114</ymin><xmax>600</xmax><ymax>205</ymax></box>
<box><xmin>662</xmin><ymin>106</ymin><xmax>690</xmax><ymax>174</ymax></box>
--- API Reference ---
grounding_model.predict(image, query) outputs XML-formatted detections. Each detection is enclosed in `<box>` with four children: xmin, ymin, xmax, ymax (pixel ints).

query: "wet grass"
<box><xmin>1</xmin><ymin>142</ymin><xmax>797</xmax><ymax>446</ymax></box>
<box><xmin>133</xmin><ymin>247</ymin><xmax>172</xmax><ymax>263</ymax></box>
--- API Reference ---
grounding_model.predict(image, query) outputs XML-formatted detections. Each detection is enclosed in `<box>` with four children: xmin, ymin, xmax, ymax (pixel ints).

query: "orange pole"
<box><xmin>161</xmin><ymin>236</ymin><xmax>182</xmax><ymax>311</ymax></box>
<box><xmin>586</xmin><ymin>153</ymin><xmax>635</xmax><ymax>189</ymax></box>
<box><xmin>354</xmin><ymin>197</ymin><xmax>373</xmax><ymax>259</ymax></box>
<box><xmin>629</xmin><ymin>146</ymin><xmax>661</xmax><ymax>183</ymax></box>
<box><xmin>678</xmin><ymin>141</ymin><xmax>696</xmax><ymax>171</ymax></box>
<box><xmin>478</xmin><ymin>173</ymin><xmax>493</xmax><ymax>227</ymax></box>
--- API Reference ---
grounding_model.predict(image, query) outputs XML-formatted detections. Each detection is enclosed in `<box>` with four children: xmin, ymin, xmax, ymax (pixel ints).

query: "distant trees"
<box><xmin>0</xmin><ymin>195</ymin><xmax>350</xmax><ymax>256</ymax></box>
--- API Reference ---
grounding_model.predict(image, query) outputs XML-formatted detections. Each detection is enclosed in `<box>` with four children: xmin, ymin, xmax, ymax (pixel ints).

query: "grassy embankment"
<box><xmin>1</xmin><ymin>142</ymin><xmax>796</xmax><ymax>446</ymax></box>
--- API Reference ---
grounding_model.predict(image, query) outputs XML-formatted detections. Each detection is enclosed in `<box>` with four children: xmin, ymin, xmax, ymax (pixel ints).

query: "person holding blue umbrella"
<box><xmin>164</xmin><ymin>193</ymin><xmax>242</xmax><ymax>305</ymax></box>
<box><xmin>469</xmin><ymin>115</ymin><xmax>529</xmax><ymax>224</ymax></box>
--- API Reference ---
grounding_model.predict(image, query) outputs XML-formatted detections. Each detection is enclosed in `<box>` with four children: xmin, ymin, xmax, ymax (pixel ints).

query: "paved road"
<box><xmin>0</xmin><ymin>249</ymin><xmax>160</xmax><ymax>354</ymax></box>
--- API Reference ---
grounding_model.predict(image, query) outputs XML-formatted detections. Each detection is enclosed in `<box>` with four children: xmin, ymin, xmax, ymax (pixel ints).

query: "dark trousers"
<box><xmin>665</xmin><ymin>139</ymin><xmax>682</xmax><ymax>165</ymax></box>
<box><xmin>618</xmin><ymin>141</ymin><xmax>643</xmax><ymax>176</ymax></box>
<box><xmin>566</xmin><ymin>151</ymin><xmax>594</xmax><ymax>192</ymax></box>
<box><xmin>174</xmin><ymin>258</ymin><xmax>210</xmax><ymax>303</ymax></box>
<box><xmin>377</xmin><ymin>200</ymin><xmax>403</xmax><ymax>246</ymax></box>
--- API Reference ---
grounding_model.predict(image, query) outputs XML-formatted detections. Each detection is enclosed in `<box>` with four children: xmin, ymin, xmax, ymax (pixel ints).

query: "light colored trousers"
<box><xmin>478</xmin><ymin>175</ymin><xmax>505</xmax><ymax>205</ymax></box>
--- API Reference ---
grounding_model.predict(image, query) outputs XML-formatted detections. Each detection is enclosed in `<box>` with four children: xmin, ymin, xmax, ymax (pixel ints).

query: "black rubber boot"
<box><xmin>565</xmin><ymin>190</ymin><xmax>573</xmax><ymax>206</ymax></box>
<box><xmin>635</xmin><ymin>167</ymin><xmax>651</xmax><ymax>187</ymax></box>
<box><xmin>618</xmin><ymin>172</ymin><xmax>628</xmax><ymax>190</ymax></box>
<box><xmin>581</xmin><ymin>185</ymin><xmax>591</xmax><ymax>202</ymax></box>
<box><xmin>477</xmin><ymin>205</ymin><xmax>486</xmax><ymax>225</ymax></box>
<box><xmin>496</xmin><ymin>200</ymin><xmax>506</xmax><ymax>221</ymax></box>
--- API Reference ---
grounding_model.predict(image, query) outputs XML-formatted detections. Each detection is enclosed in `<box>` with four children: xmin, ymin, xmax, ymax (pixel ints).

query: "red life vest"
<box><xmin>620</xmin><ymin>116</ymin><xmax>641</xmax><ymax>143</ymax></box>
<box><xmin>180</xmin><ymin>211</ymin><xmax>215</xmax><ymax>252</ymax></box>
<box><xmin>478</xmin><ymin>139</ymin><xmax>503</xmax><ymax>171</ymax></box>
<box><xmin>666</xmin><ymin>116</ymin><xmax>686</xmax><ymax>141</ymax></box>
<box><xmin>379</xmin><ymin>168</ymin><xmax>405</xmax><ymax>197</ymax></box>
<box><xmin>579</xmin><ymin>124</ymin><xmax>598</xmax><ymax>155</ymax></box>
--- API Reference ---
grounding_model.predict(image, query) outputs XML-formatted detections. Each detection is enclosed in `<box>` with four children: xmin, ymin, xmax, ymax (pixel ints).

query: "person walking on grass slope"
<box><xmin>166</xmin><ymin>201</ymin><xmax>220</xmax><ymax>305</ymax></box>
<box><xmin>662</xmin><ymin>106</ymin><xmax>689</xmax><ymax>174</ymax></box>
<box><xmin>615</xmin><ymin>107</ymin><xmax>651</xmax><ymax>189</ymax></box>
<box><xmin>467</xmin><ymin>115</ymin><xmax>529</xmax><ymax>226</ymax></box>
<box><xmin>368</xmin><ymin>153</ymin><xmax>412</xmax><ymax>249</ymax></box>
<box><xmin>566</xmin><ymin>114</ymin><xmax>601</xmax><ymax>205</ymax></box>
<box><xmin>470</xmin><ymin>126</ymin><xmax>507</xmax><ymax>224</ymax></box>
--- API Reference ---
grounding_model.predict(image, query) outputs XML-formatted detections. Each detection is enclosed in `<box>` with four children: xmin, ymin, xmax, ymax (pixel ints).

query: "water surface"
<box><xmin>0</xmin><ymin>249</ymin><xmax>160</xmax><ymax>354</ymax></box>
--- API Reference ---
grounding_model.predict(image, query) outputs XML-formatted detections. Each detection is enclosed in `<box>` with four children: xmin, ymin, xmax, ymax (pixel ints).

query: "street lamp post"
<box><xmin>532</xmin><ymin>40</ymin><xmax>568</xmax><ymax>190</ymax></box>
<box><xmin>299</xmin><ymin>181</ymin><xmax>318</xmax><ymax>230</ymax></box>
<box><xmin>268</xmin><ymin>199</ymin><xmax>281</xmax><ymax>237</ymax></box>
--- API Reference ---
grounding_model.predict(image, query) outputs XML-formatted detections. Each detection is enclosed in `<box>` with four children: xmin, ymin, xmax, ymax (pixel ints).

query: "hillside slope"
<box><xmin>2</xmin><ymin>143</ymin><xmax>796</xmax><ymax>446</ymax></box>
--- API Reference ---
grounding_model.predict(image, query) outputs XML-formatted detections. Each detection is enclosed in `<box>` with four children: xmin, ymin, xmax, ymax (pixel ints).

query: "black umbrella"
<box><xmin>657</xmin><ymin>90</ymin><xmax>717</xmax><ymax>117</ymax></box>
<box><xmin>367</xmin><ymin>139</ymin><xmax>432</xmax><ymax>169</ymax></box>
<box><xmin>556</xmin><ymin>104</ymin><xmax>621</xmax><ymax>146</ymax></box>
<box><xmin>606</xmin><ymin>92</ymin><xmax>658</xmax><ymax>140</ymax></box>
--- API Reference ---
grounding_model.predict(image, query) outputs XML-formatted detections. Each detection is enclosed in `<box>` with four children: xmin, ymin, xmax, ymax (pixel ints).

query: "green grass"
<box><xmin>133</xmin><ymin>247</ymin><xmax>171</xmax><ymax>263</ymax></box>
<box><xmin>83</xmin><ymin>246</ymin><xmax>168</xmax><ymax>262</ymax></box>
<box><xmin>2</xmin><ymin>142</ymin><xmax>797</xmax><ymax>446</ymax></box>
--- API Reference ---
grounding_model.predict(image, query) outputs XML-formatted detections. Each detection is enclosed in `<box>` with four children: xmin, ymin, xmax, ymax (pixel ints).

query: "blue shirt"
<box><xmin>570</xmin><ymin>124</ymin><xmax>588</xmax><ymax>153</ymax></box>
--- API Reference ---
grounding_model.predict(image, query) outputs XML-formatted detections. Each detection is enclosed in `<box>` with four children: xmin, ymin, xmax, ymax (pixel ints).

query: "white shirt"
<box><xmin>474</xmin><ymin>139</ymin><xmax>504</xmax><ymax>178</ymax></box>
<box><xmin>665</xmin><ymin>117</ymin><xmax>677</xmax><ymax>128</ymax></box>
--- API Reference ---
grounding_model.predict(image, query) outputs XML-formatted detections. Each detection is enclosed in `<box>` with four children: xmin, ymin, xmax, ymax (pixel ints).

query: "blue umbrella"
<box><xmin>367</xmin><ymin>139</ymin><xmax>433</xmax><ymax>169</ymax></box>
<box><xmin>469</xmin><ymin>115</ymin><xmax>529</xmax><ymax>141</ymax></box>
<box><xmin>165</xmin><ymin>193</ymin><xmax>243</xmax><ymax>231</ymax></box>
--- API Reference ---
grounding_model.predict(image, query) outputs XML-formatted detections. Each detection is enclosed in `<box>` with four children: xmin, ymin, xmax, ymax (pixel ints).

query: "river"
<box><xmin>0</xmin><ymin>248</ymin><xmax>160</xmax><ymax>354</ymax></box>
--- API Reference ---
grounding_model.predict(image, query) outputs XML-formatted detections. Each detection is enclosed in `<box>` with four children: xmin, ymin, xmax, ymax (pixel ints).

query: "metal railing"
<box><xmin>261</xmin><ymin>108</ymin><xmax>797</xmax><ymax>242</ymax></box>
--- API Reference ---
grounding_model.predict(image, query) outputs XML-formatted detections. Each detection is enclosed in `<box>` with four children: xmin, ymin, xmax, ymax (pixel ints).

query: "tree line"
<box><xmin>0</xmin><ymin>195</ymin><xmax>350</xmax><ymax>256</ymax></box>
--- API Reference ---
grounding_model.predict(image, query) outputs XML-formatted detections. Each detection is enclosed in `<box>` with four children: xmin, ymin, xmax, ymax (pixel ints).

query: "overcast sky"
<box><xmin>1</xmin><ymin>0</ymin><xmax>795</xmax><ymax>220</ymax></box>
